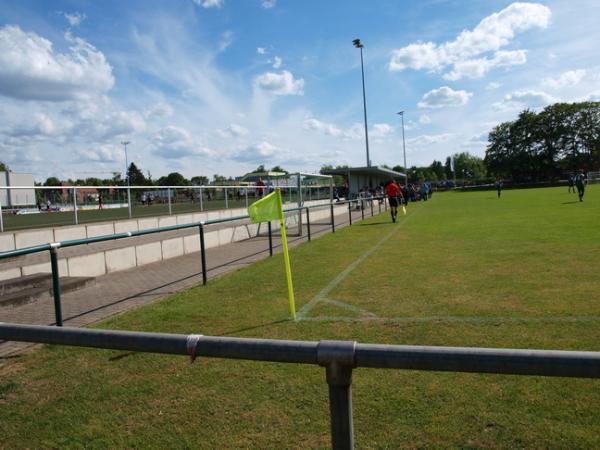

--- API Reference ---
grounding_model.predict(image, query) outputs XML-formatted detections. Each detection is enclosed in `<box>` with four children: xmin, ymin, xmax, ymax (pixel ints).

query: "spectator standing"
<box><xmin>384</xmin><ymin>180</ymin><xmax>403</xmax><ymax>223</ymax></box>
<box><xmin>256</xmin><ymin>177</ymin><xmax>266</xmax><ymax>198</ymax></box>
<box><xmin>495</xmin><ymin>179</ymin><xmax>503</xmax><ymax>198</ymax></box>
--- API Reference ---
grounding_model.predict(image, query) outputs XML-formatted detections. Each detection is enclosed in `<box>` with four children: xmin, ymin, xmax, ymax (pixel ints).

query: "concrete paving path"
<box><xmin>0</xmin><ymin>205</ymin><xmax>385</xmax><ymax>359</ymax></box>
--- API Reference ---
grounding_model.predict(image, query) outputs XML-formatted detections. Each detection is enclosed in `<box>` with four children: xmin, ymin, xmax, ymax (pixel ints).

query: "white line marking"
<box><xmin>320</xmin><ymin>298</ymin><xmax>378</xmax><ymax>317</ymax></box>
<box><xmin>297</xmin><ymin>211</ymin><xmax>418</xmax><ymax>320</ymax></box>
<box><xmin>300</xmin><ymin>315</ymin><xmax>600</xmax><ymax>323</ymax></box>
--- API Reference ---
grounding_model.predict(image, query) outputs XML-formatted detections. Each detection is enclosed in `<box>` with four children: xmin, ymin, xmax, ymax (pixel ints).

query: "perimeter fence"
<box><xmin>0</xmin><ymin>197</ymin><xmax>386</xmax><ymax>327</ymax></box>
<box><xmin>1</xmin><ymin>323</ymin><xmax>600</xmax><ymax>449</ymax></box>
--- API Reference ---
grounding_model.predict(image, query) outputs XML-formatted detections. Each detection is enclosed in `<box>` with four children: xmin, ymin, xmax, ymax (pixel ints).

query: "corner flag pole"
<box><xmin>276</xmin><ymin>188</ymin><xmax>297</xmax><ymax>320</ymax></box>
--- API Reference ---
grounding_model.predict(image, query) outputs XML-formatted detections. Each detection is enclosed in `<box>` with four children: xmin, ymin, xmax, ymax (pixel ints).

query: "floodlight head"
<box><xmin>352</xmin><ymin>38</ymin><xmax>363</xmax><ymax>48</ymax></box>
<box><xmin>397</xmin><ymin>111</ymin><xmax>404</xmax><ymax>115</ymax></box>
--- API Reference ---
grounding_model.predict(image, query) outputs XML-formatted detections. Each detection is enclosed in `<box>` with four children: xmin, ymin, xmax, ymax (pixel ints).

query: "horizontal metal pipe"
<box><xmin>355</xmin><ymin>343</ymin><xmax>600</xmax><ymax>378</ymax></box>
<box><xmin>0</xmin><ymin>323</ymin><xmax>318</xmax><ymax>365</ymax></box>
<box><xmin>2</xmin><ymin>323</ymin><xmax>600</xmax><ymax>378</ymax></box>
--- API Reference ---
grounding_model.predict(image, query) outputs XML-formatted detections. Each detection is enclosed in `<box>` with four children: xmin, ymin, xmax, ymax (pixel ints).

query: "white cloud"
<box><xmin>4</xmin><ymin>113</ymin><xmax>56</xmax><ymax>137</ymax></box>
<box><xmin>389</xmin><ymin>2</ymin><xmax>550</xmax><ymax>78</ymax></box>
<box><xmin>193</xmin><ymin>0</ymin><xmax>223</xmax><ymax>9</ymax></box>
<box><xmin>0</xmin><ymin>26</ymin><xmax>114</xmax><ymax>101</ymax></box>
<box><xmin>216</xmin><ymin>123</ymin><xmax>249</xmax><ymax>138</ymax></box>
<box><xmin>218</xmin><ymin>31</ymin><xmax>234</xmax><ymax>53</ymax></box>
<box><xmin>272</xmin><ymin>56</ymin><xmax>282</xmax><ymax>69</ymax></box>
<box><xmin>257</xmin><ymin>47</ymin><xmax>267</xmax><ymax>55</ymax></box>
<box><xmin>151</xmin><ymin>125</ymin><xmax>211</xmax><ymax>159</ymax></box>
<box><xmin>64</xmin><ymin>12</ymin><xmax>86</xmax><ymax>27</ymax></box>
<box><xmin>255</xmin><ymin>70</ymin><xmax>304</xmax><ymax>95</ymax></box>
<box><xmin>407</xmin><ymin>133</ymin><xmax>456</xmax><ymax>146</ymax></box>
<box><xmin>261</xmin><ymin>0</ymin><xmax>277</xmax><ymax>9</ymax></box>
<box><xmin>233</xmin><ymin>141</ymin><xmax>279</xmax><ymax>162</ymax></box>
<box><xmin>371</xmin><ymin>123</ymin><xmax>394</xmax><ymax>137</ymax></box>
<box><xmin>417</xmin><ymin>86</ymin><xmax>472</xmax><ymax>109</ymax></box>
<box><xmin>542</xmin><ymin>69</ymin><xmax>586</xmax><ymax>89</ymax></box>
<box><xmin>443</xmin><ymin>49</ymin><xmax>527</xmax><ymax>80</ymax></box>
<box><xmin>494</xmin><ymin>90</ymin><xmax>558</xmax><ymax>110</ymax></box>
<box><xmin>486</xmin><ymin>81</ymin><xmax>502</xmax><ymax>90</ymax></box>
<box><xmin>145</xmin><ymin>102</ymin><xmax>174</xmax><ymax>119</ymax></box>
<box><xmin>303</xmin><ymin>118</ymin><xmax>342</xmax><ymax>136</ymax></box>
<box><xmin>74</xmin><ymin>145</ymin><xmax>122</xmax><ymax>163</ymax></box>
<box><xmin>419</xmin><ymin>114</ymin><xmax>431</xmax><ymax>125</ymax></box>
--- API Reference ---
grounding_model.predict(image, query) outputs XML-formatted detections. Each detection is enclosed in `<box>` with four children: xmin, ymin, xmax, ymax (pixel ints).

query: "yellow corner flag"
<box><xmin>402</xmin><ymin>205</ymin><xmax>407</xmax><ymax>215</ymax></box>
<box><xmin>248</xmin><ymin>189</ymin><xmax>296</xmax><ymax>320</ymax></box>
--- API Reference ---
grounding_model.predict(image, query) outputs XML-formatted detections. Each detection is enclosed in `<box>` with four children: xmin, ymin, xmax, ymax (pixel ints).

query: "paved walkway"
<box><xmin>0</xmin><ymin>205</ymin><xmax>384</xmax><ymax>358</ymax></box>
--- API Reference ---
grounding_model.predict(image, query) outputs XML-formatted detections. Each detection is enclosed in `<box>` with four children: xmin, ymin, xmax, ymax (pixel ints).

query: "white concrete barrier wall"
<box><xmin>1</xmin><ymin>199</ymin><xmax>364</xmax><ymax>280</ymax></box>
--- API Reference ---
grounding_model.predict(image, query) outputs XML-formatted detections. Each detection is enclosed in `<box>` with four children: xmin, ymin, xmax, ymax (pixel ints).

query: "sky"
<box><xmin>0</xmin><ymin>0</ymin><xmax>599</xmax><ymax>182</ymax></box>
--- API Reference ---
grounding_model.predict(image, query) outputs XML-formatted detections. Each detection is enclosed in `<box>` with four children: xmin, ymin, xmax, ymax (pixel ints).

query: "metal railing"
<box><xmin>0</xmin><ymin>183</ymin><xmax>335</xmax><ymax>232</ymax></box>
<box><xmin>0</xmin><ymin>197</ymin><xmax>384</xmax><ymax>326</ymax></box>
<box><xmin>1</xmin><ymin>322</ymin><xmax>599</xmax><ymax>449</ymax></box>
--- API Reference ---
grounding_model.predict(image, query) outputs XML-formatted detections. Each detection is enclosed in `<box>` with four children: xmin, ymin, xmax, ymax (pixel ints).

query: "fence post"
<box><xmin>168</xmin><ymin>188</ymin><xmax>172</xmax><ymax>215</ymax></box>
<box><xmin>49</xmin><ymin>246</ymin><xmax>63</xmax><ymax>326</ymax></box>
<box><xmin>199</xmin><ymin>224</ymin><xmax>207</xmax><ymax>285</ymax></box>
<box><xmin>0</xmin><ymin>192</ymin><xmax>4</xmax><ymax>232</ymax></box>
<box><xmin>73</xmin><ymin>187</ymin><xmax>78</xmax><ymax>225</ymax></box>
<box><xmin>225</xmin><ymin>188</ymin><xmax>228</xmax><ymax>209</ymax></box>
<box><xmin>127</xmin><ymin>187</ymin><xmax>132</xmax><ymax>219</ymax></box>
<box><xmin>306</xmin><ymin>207</ymin><xmax>311</xmax><ymax>242</ymax></box>
<box><xmin>200</xmin><ymin>187</ymin><xmax>204</xmax><ymax>212</ymax></box>
<box><xmin>330</xmin><ymin>203</ymin><xmax>335</xmax><ymax>233</ymax></box>
<box><xmin>348</xmin><ymin>201</ymin><xmax>352</xmax><ymax>225</ymax></box>
<box><xmin>370</xmin><ymin>199</ymin><xmax>373</xmax><ymax>217</ymax></box>
<box><xmin>268</xmin><ymin>221</ymin><xmax>273</xmax><ymax>256</ymax></box>
<box><xmin>245</xmin><ymin>189</ymin><xmax>249</xmax><ymax>208</ymax></box>
<box><xmin>384</xmin><ymin>197</ymin><xmax>387</xmax><ymax>212</ymax></box>
<box><xmin>378</xmin><ymin>198</ymin><xmax>381</xmax><ymax>214</ymax></box>
<box><xmin>318</xmin><ymin>340</ymin><xmax>356</xmax><ymax>450</ymax></box>
<box><xmin>361</xmin><ymin>200</ymin><xmax>364</xmax><ymax>221</ymax></box>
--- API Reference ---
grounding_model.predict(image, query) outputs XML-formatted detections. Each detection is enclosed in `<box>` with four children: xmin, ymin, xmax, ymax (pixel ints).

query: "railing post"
<box><xmin>245</xmin><ymin>189</ymin><xmax>249</xmax><ymax>208</ymax></box>
<box><xmin>330</xmin><ymin>203</ymin><xmax>335</xmax><ymax>233</ymax></box>
<box><xmin>49</xmin><ymin>246</ymin><xmax>63</xmax><ymax>326</ymax></box>
<box><xmin>268</xmin><ymin>221</ymin><xmax>273</xmax><ymax>256</ymax></box>
<box><xmin>127</xmin><ymin>187</ymin><xmax>132</xmax><ymax>219</ymax></box>
<box><xmin>306</xmin><ymin>207</ymin><xmax>311</xmax><ymax>242</ymax></box>
<box><xmin>384</xmin><ymin>196</ymin><xmax>387</xmax><ymax>212</ymax></box>
<box><xmin>200</xmin><ymin>187</ymin><xmax>204</xmax><ymax>212</ymax></box>
<box><xmin>0</xmin><ymin>192</ymin><xmax>4</xmax><ymax>232</ymax></box>
<box><xmin>199</xmin><ymin>224</ymin><xmax>207</xmax><ymax>285</ymax></box>
<box><xmin>318</xmin><ymin>340</ymin><xmax>356</xmax><ymax>450</ymax></box>
<box><xmin>370</xmin><ymin>199</ymin><xmax>373</xmax><ymax>217</ymax></box>
<box><xmin>378</xmin><ymin>198</ymin><xmax>381</xmax><ymax>214</ymax></box>
<box><xmin>73</xmin><ymin>187</ymin><xmax>78</xmax><ymax>225</ymax></box>
<box><xmin>348</xmin><ymin>201</ymin><xmax>352</xmax><ymax>225</ymax></box>
<box><xmin>225</xmin><ymin>188</ymin><xmax>228</xmax><ymax>209</ymax></box>
<box><xmin>361</xmin><ymin>200</ymin><xmax>364</xmax><ymax>220</ymax></box>
<box><xmin>168</xmin><ymin>188</ymin><xmax>172</xmax><ymax>215</ymax></box>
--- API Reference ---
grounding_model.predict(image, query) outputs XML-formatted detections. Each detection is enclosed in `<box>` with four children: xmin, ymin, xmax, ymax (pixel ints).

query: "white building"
<box><xmin>0</xmin><ymin>171</ymin><xmax>36</xmax><ymax>208</ymax></box>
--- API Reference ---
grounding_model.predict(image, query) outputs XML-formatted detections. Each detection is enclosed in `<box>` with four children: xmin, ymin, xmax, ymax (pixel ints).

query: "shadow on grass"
<box><xmin>562</xmin><ymin>201</ymin><xmax>580</xmax><ymax>204</ymax></box>
<box><xmin>221</xmin><ymin>318</ymin><xmax>289</xmax><ymax>336</ymax></box>
<box><xmin>359</xmin><ymin>221</ymin><xmax>393</xmax><ymax>226</ymax></box>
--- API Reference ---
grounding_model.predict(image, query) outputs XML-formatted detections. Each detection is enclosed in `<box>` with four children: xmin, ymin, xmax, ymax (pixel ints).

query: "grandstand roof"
<box><xmin>320</xmin><ymin>166</ymin><xmax>405</xmax><ymax>179</ymax></box>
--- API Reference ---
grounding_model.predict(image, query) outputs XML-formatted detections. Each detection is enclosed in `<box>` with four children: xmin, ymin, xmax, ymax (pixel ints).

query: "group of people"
<box><xmin>568</xmin><ymin>170</ymin><xmax>587</xmax><ymax>202</ymax></box>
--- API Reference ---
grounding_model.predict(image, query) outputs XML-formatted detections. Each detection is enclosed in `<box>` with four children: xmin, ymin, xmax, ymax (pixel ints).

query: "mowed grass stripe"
<box><xmin>1</xmin><ymin>187</ymin><xmax>600</xmax><ymax>448</ymax></box>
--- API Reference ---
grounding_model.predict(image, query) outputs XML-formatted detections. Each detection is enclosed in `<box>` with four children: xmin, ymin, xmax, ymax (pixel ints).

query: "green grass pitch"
<box><xmin>1</xmin><ymin>186</ymin><xmax>600</xmax><ymax>448</ymax></box>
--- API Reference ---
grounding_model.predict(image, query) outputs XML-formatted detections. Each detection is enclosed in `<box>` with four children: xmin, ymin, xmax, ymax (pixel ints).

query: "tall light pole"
<box><xmin>353</xmin><ymin>38</ymin><xmax>370</xmax><ymax>167</ymax></box>
<box><xmin>121</xmin><ymin>140</ymin><xmax>132</xmax><ymax>218</ymax></box>
<box><xmin>397</xmin><ymin>111</ymin><xmax>408</xmax><ymax>187</ymax></box>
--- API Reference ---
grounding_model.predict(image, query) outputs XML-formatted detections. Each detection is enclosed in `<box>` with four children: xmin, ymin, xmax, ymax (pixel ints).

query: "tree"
<box><xmin>270</xmin><ymin>165</ymin><xmax>288</xmax><ymax>174</ymax></box>
<box><xmin>157</xmin><ymin>172</ymin><xmax>189</xmax><ymax>186</ymax></box>
<box><xmin>127</xmin><ymin>162</ymin><xmax>149</xmax><ymax>186</ymax></box>
<box><xmin>252</xmin><ymin>165</ymin><xmax>266</xmax><ymax>173</ymax></box>
<box><xmin>0</xmin><ymin>161</ymin><xmax>9</xmax><ymax>172</ymax></box>
<box><xmin>191</xmin><ymin>176</ymin><xmax>209</xmax><ymax>186</ymax></box>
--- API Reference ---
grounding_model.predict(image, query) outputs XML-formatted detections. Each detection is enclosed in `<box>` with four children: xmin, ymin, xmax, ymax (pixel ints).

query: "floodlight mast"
<box><xmin>353</xmin><ymin>38</ymin><xmax>370</xmax><ymax>167</ymax></box>
<box><xmin>397</xmin><ymin>111</ymin><xmax>408</xmax><ymax>187</ymax></box>
<box><xmin>121</xmin><ymin>140</ymin><xmax>132</xmax><ymax>218</ymax></box>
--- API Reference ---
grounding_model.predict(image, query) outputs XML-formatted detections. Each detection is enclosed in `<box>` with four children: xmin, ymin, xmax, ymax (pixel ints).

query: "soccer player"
<box><xmin>495</xmin><ymin>178</ymin><xmax>503</xmax><ymax>198</ymax></box>
<box><xmin>575</xmin><ymin>169</ymin><xmax>586</xmax><ymax>202</ymax></box>
<box><xmin>385</xmin><ymin>180</ymin><xmax>403</xmax><ymax>222</ymax></box>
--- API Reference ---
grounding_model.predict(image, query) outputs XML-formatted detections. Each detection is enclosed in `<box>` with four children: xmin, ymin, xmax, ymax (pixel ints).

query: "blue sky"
<box><xmin>0</xmin><ymin>0</ymin><xmax>599</xmax><ymax>182</ymax></box>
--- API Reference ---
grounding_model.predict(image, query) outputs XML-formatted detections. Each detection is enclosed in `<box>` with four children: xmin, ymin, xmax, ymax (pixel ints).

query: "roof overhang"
<box><xmin>320</xmin><ymin>166</ymin><xmax>405</xmax><ymax>179</ymax></box>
